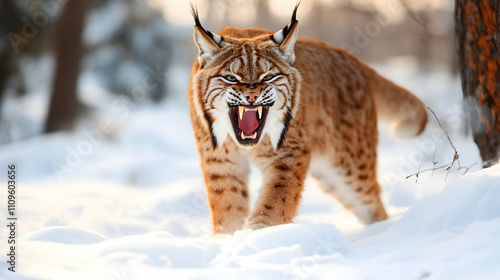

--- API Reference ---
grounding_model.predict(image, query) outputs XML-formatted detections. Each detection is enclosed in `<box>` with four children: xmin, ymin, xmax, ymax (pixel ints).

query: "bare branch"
<box><xmin>406</xmin><ymin>163</ymin><xmax>453</xmax><ymax>180</ymax></box>
<box><xmin>400</xmin><ymin>0</ymin><xmax>428</xmax><ymax>31</ymax></box>
<box><xmin>431</xmin><ymin>147</ymin><xmax>438</xmax><ymax>177</ymax></box>
<box><xmin>458</xmin><ymin>162</ymin><xmax>478</xmax><ymax>175</ymax></box>
<box><xmin>427</xmin><ymin>107</ymin><xmax>461</xmax><ymax>174</ymax></box>
<box><xmin>406</xmin><ymin>107</ymin><xmax>466</xmax><ymax>181</ymax></box>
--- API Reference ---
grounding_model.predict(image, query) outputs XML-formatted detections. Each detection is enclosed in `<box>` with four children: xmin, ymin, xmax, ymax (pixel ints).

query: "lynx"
<box><xmin>188</xmin><ymin>5</ymin><xmax>427</xmax><ymax>234</ymax></box>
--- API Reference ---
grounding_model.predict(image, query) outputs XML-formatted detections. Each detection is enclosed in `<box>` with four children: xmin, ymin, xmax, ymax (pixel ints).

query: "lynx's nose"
<box><xmin>245</xmin><ymin>92</ymin><xmax>259</xmax><ymax>104</ymax></box>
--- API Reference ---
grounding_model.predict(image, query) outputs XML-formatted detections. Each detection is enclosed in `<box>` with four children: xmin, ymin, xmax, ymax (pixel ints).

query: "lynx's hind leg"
<box><xmin>310</xmin><ymin>155</ymin><xmax>388</xmax><ymax>224</ymax></box>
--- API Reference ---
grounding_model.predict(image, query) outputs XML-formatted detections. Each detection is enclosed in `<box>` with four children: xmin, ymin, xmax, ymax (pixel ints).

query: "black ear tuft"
<box><xmin>290</xmin><ymin>1</ymin><xmax>300</xmax><ymax>24</ymax></box>
<box><xmin>270</xmin><ymin>2</ymin><xmax>300</xmax><ymax>45</ymax></box>
<box><xmin>190</xmin><ymin>3</ymin><xmax>222</xmax><ymax>46</ymax></box>
<box><xmin>190</xmin><ymin>4</ymin><xmax>204</xmax><ymax>35</ymax></box>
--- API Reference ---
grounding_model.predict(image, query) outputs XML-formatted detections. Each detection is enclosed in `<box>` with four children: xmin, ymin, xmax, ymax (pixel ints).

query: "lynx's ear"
<box><xmin>190</xmin><ymin>4</ymin><xmax>223</xmax><ymax>67</ymax></box>
<box><xmin>271</xmin><ymin>3</ymin><xmax>299</xmax><ymax>65</ymax></box>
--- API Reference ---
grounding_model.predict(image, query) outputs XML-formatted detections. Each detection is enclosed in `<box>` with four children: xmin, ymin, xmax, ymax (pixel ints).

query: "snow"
<box><xmin>1</xmin><ymin>59</ymin><xmax>500</xmax><ymax>279</ymax></box>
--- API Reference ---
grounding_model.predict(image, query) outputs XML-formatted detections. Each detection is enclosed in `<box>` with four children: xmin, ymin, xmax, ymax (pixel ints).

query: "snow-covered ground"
<box><xmin>1</xmin><ymin>59</ymin><xmax>499</xmax><ymax>279</ymax></box>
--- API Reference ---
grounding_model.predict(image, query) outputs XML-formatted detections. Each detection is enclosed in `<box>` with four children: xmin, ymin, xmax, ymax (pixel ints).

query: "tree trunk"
<box><xmin>455</xmin><ymin>0</ymin><xmax>500</xmax><ymax>167</ymax></box>
<box><xmin>45</xmin><ymin>0</ymin><xmax>90</xmax><ymax>133</ymax></box>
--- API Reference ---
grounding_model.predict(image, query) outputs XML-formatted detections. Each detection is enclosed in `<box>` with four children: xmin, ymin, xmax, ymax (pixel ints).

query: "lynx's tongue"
<box><xmin>238</xmin><ymin>106</ymin><xmax>262</xmax><ymax>135</ymax></box>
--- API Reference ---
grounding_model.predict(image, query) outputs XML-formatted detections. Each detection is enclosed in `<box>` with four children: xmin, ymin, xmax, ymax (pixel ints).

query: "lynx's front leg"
<box><xmin>200</xmin><ymin>141</ymin><xmax>250</xmax><ymax>235</ymax></box>
<box><xmin>246</xmin><ymin>141</ymin><xmax>311</xmax><ymax>229</ymax></box>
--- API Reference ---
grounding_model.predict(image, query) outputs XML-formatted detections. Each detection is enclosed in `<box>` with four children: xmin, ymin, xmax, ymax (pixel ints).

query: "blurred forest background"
<box><xmin>0</xmin><ymin>0</ymin><xmax>455</xmax><ymax>144</ymax></box>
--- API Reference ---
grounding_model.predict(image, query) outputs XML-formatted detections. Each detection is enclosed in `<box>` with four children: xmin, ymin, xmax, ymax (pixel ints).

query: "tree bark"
<box><xmin>455</xmin><ymin>0</ymin><xmax>500</xmax><ymax>167</ymax></box>
<box><xmin>45</xmin><ymin>0</ymin><xmax>90</xmax><ymax>133</ymax></box>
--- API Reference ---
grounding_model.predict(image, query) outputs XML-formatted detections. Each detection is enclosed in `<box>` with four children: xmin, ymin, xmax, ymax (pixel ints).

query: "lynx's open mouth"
<box><xmin>229</xmin><ymin>105</ymin><xmax>271</xmax><ymax>145</ymax></box>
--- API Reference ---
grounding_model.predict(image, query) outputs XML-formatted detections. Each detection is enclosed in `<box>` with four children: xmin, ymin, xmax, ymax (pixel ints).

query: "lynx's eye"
<box><xmin>262</xmin><ymin>75</ymin><xmax>274</xmax><ymax>81</ymax></box>
<box><xmin>223</xmin><ymin>75</ymin><xmax>237</xmax><ymax>82</ymax></box>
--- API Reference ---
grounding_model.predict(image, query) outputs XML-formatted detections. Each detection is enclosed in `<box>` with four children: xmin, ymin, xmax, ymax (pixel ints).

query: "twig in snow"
<box><xmin>406</xmin><ymin>107</ymin><xmax>463</xmax><ymax>182</ymax></box>
<box><xmin>458</xmin><ymin>162</ymin><xmax>478</xmax><ymax>175</ymax></box>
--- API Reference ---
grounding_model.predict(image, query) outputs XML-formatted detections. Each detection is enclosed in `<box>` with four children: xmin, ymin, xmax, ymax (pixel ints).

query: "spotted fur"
<box><xmin>188</xmin><ymin>5</ymin><xmax>427</xmax><ymax>234</ymax></box>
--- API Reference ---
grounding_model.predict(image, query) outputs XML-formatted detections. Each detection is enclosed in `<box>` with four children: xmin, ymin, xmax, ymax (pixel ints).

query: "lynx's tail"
<box><xmin>370</xmin><ymin>71</ymin><xmax>427</xmax><ymax>140</ymax></box>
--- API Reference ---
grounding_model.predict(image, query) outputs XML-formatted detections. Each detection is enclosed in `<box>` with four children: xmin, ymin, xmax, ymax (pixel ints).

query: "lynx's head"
<box><xmin>190</xmin><ymin>4</ymin><xmax>301</xmax><ymax>150</ymax></box>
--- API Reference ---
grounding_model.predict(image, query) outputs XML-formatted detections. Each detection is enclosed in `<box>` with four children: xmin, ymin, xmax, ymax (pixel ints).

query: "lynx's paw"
<box><xmin>243</xmin><ymin>222</ymin><xmax>269</xmax><ymax>231</ymax></box>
